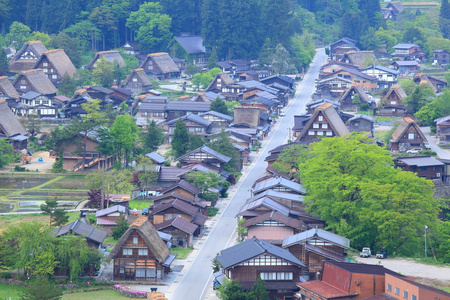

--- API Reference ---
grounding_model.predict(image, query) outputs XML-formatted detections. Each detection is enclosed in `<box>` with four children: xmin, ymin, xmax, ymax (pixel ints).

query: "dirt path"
<box><xmin>356</xmin><ymin>257</ymin><xmax>450</xmax><ymax>284</ymax></box>
<box><xmin>22</xmin><ymin>151</ymin><xmax>55</xmax><ymax>172</ymax></box>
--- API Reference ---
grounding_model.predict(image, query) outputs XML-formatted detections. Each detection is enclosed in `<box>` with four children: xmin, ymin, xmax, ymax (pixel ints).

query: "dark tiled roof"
<box><xmin>175</xmin><ymin>36</ymin><xmax>206</xmax><ymax>54</ymax></box>
<box><xmin>154</xmin><ymin>216</ymin><xmax>198</xmax><ymax>235</ymax></box>
<box><xmin>146</xmin><ymin>152</ymin><xmax>167</xmax><ymax>164</ymax></box>
<box><xmin>396</xmin><ymin>156</ymin><xmax>444</xmax><ymax>167</ymax></box>
<box><xmin>52</xmin><ymin>220</ymin><xmax>107</xmax><ymax>244</ymax></box>
<box><xmin>166</xmin><ymin>113</ymin><xmax>211</xmax><ymax>127</ymax></box>
<box><xmin>282</xmin><ymin>228</ymin><xmax>350</xmax><ymax>248</ymax></box>
<box><xmin>328</xmin><ymin>261</ymin><xmax>404</xmax><ymax>276</ymax></box>
<box><xmin>166</xmin><ymin>101</ymin><xmax>210</xmax><ymax>112</ymax></box>
<box><xmin>95</xmin><ymin>205</ymin><xmax>126</xmax><ymax>217</ymax></box>
<box><xmin>176</xmin><ymin>145</ymin><xmax>231</xmax><ymax>163</ymax></box>
<box><xmin>161</xmin><ymin>180</ymin><xmax>202</xmax><ymax>195</ymax></box>
<box><xmin>217</xmin><ymin>237</ymin><xmax>305</xmax><ymax>269</ymax></box>
<box><xmin>242</xmin><ymin>211</ymin><xmax>303</xmax><ymax>229</ymax></box>
<box><xmin>138</xmin><ymin>102</ymin><xmax>167</xmax><ymax>112</ymax></box>
<box><xmin>253</xmin><ymin>177</ymin><xmax>305</xmax><ymax>195</ymax></box>
<box><xmin>199</xmin><ymin>110</ymin><xmax>234</xmax><ymax>122</ymax></box>
<box><xmin>297</xmin><ymin>281</ymin><xmax>354</xmax><ymax>298</ymax></box>
<box><xmin>150</xmin><ymin>199</ymin><xmax>199</xmax><ymax>216</ymax></box>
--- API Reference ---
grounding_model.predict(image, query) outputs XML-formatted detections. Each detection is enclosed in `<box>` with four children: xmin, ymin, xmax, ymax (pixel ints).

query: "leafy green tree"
<box><xmin>415</xmin><ymin>89</ymin><xmax>450</xmax><ymax>132</ymax></box>
<box><xmin>217</xmin><ymin>279</ymin><xmax>248</xmax><ymax>300</ymax></box>
<box><xmin>48</xmin><ymin>32</ymin><xmax>82</xmax><ymax>68</ymax></box>
<box><xmin>143</xmin><ymin>119</ymin><xmax>165</xmax><ymax>152</ymax></box>
<box><xmin>210</xmin><ymin>97</ymin><xmax>228</xmax><ymax>115</ymax></box>
<box><xmin>160</xmin><ymin>0</ymin><xmax>202</xmax><ymax>35</ymax></box>
<box><xmin>25</xmin><ymin>248</ymin><xmax>58</xmax><ymax>276</ymax></box>
<box><xmin>137</xmin><ymin>155</ymin><xmax>158</xmax><ymax>195</ymax></box>
<box><xmin>89</xmin><ymin>5</ymin><xmax>117</xmax><ymax>50</ymax></box>
<box><xmin>258</xmin><ymin>38</ymin><xmax>274</xmax><ymax>68</ymax></box>
<box><xmin>64</xmin><ymin>20</ymin><xmax>101</xmax><ymax>51</ymax></box>
<box><xmin>24</xmin><ymin>113</ymin><xmax>41</xmax><ymax>137</ymax></box>
<box><xmin>207</xmin><ymin>47</ymin><xmax>218</xmax><ymax>69</ymax></box>
<box><xmin>261</xmin><ymin>0</ymin><xmax>296</xmax><ymax>47</ymax></box>
<box><xmin>40</xmin><ymin>198</ymin><xmax>68</xmax><ymax>227</ymax></box>
<box><xmin>295</xmin><ymin>134</ymin><xmax>439</xmax><ymax>255</ymax></box>
<box><xmin>188</xmin><ymin>133</ymin><xmax>206</xmax><ymax>151</ymax></box>
<box><xmin>0</xmin><ymin>139</ymin><xmax>14</xmax><ymax>168</ymax></box>
<box><xmin>400</xmin><ymin>80</ymin><xmax>418</xmax><ymax>96</ymax></box>
<box><xmin>402</xmin><ymin>27</ymin><xmax>425</xmax><ymax>46</ymax></box>
<box><xmin>440</xmin><ymin>0</ymin><xmax>450</xmax><ymax>39</ymax></box>
<box><xmin>87</xmin><ymin>168</ymin><xmax>134</xmax><ymax>193</ymax></box>
<box><xmin>92</xmin><ymin>56</ymin><xmax>115</xmax><ymax>87</ymax></box>
<box><xmin>20</xmin><ymin>275</ymin><xmax>62</xmax><ymax>300</ymax></box>
<box><xmin>26</xmin><ymin>31</ymin><xmax>51</xmax><ymax>47</ymax></box>
<box><xmin>110</xmin><ymin>114</ymin><xmax>139</xmax><ymax>166</ymax></box>
<box><xmin>404</xmin><ymin>84</ymin><xmax>436</xmax><ymax>114</ymax></box>
<box><xmin>236</xmin><ymin>218</ymin><xmax>247</xmax><ymax>242</ymax></box>
<box><xmin>249</xmin><ymin>278</ymin><xmax>269</xmax><ymax>300</ymax></box>
<box><xmin>209</xmin><ymin>130</ymin><xmax>240</xmax><ymax>171</ymax></box>
<box><xmin>126</xmin><ymin>2</ymin><xmax>173</xmax><ymax>53</ymax></box>
<box><xmin>0</xmin><ymin>48</ymin><xmax>9</xmax><ymax>74</ymax></box>
<box><xmin>112</xmin><ymin>215</ymin><xmax>129</xmax><ymax>240</ymax></box>
<box><xmin>272</xmin><ymin>44</ymin><xmax>297</xmax><ymax>74</ymax></box>
<box><xmin>5</xmin><ymin>21</ymin><xmax>31</xmax><ymax>50</ymax></box>
<box><xmin>58</xmin><ymin>73</ymin><xmax>76</xmax><ymax>97</ymax></box>
<box><xmin>172</xmin><ymin>118</ymin><xmax>190</xmax><ymax>158</ymax></box>
<box><xmin>186</xmin><ymin>171</ymin><xmax>222</xmax><ymax>194</ymax></box>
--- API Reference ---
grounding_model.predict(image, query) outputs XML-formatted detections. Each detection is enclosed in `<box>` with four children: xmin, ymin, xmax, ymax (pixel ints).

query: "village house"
<box><xmin>392</xmin><ymin>43</ymin><xmax>425</xmax><ymax>61</ymax></box>
<box><xmin>145</xmin><ymin>152</ymin><xmax>167</xmax><ymax>166</ymax></box>
<box><xmin>329</xmin><ymin>37</ymin><xmax>359</xmax><ymax>61</ymax></box>
<box><xmin>242</xmin><ymin>211</ymin><xmax>305</xmax><ymax>246</ymax></box>
<box><xmin>12</xmin><ymin>69</ymin><xmax>57</xmax><ymax>97</ymax></box>
<box><xmin>32</xmin><ymin>49</ymin><xmax>76</xmax><ymax>87</ymax></box>
<box><xmin>360</xmin><ymin>65</ymin><xmax>399</xmax><ymax>90</ymax></box>
<box><xmin>206</xmin><ymin>72</ymin><xmax>235</xmax><ymax>94</ymax></box>
<box><xmin>86</xmin><ymin>50</ymin><xmax>125</xmax><ymax>70</ymax></box>
<box><xmin>296</xmin><ymin>261</ymin><xmax>404</xmax><ymax>300</ymax></box>
<box><xmin>381</xmin><ymin>7</ymin><xmax>396</xmax><ymax>20</ymax></box>
<box><xmin>238</xmin><ymin>71</ymin><xmax>260</xmax><ymax>81</ymax></box>
<box><xmin>135</xmin><ymin>102</ymin><xmax>167</xmax><ymax>126</ymax></box>
<box><xmin>199</xmin><ymin>111</ymin><xmax>233</xmax><ymax>130</ymax></box>
<box><xmin>216</xmin><ymin>237</ymin><xmax>307</xmax><ymax>299</ymax></box>
<box><xmin>282</xmin><ymin>228</ymin><xmax>350</xmax><ymax>280</ymax></box>
<box><xmin>166</xmin><ymin>101</ymin><xmax>210</xmax><ymax>121</ymax></box>
<box><xmin>377</xmin><ymin>84</ymin><xmax>407</xmax><ymax>117</ymax></box>
<box><xmin>108</xmin><ymin>217</ymin><xmax>176</xmax><ymax>282</ymax></box>
<box><xmin>393</xmin><ymin>60</ymin><xmax>420</xmax><ymax>75</ymax></box>
<box><xmin>319</xmin><ymin>61</ymin><xmax>358</xmax><ymax>78</ymax></box>
<box><xmin>338</xmin><ymin>84</ymin><xmax>372</xmax><ymax>112</ymax></box>
<box><xmin>320</xmin><ymin>68</ymin><xmax>377</xmax><ymax>92</ymax></box>
<box><xmin>8</xmin><ymin>40</ymin><xmax>48</xmax><ymax>74</ymax></box>
<box><xmin>53</xmin><ymin>220</ymin><xmax>107</xmax><ymax>249</ymax></box>
<box><xmin>435</xmin><ymin>115</ymin><xmax>450</xmax><ymax>143</ymax></box>
<box><xmin>340</xmin><ymin>51</ymin><xmax>377</xmax><ymax>69</ymax></box>
<box><xmin>153</xmin><ymin>216</ymin><xmax>199</xmax><ymax>248</ymax></box>
<box><xmin>168</xmin><ymin>35</ymin><xmax>207</xmax><ymax>66</ymax></box>
<box><xmin>313</xmin><ymin>77</ymin><xmax>353</xmax><ymax>101</ymax></box>
<box><xmin>175</xmin><ymin>145</ymin><xmax>231</xmax><ymax>171</ymax></box>
<box><xmin>252</xmin><ymin>176</ymin><xmax>306</xmax><ymax>196</ymax></box>
<box><xmin>0</xmin><ymin>99</ymin><xmax>29</xmax><ymax>151</ymax></box>
<box><xmin>389</xmin><ymin>117</ymin><xmax>428</xmax><ymax>152</ymax></box>
<box><xmin>164</xmin><ymin>114</ymin><xmax>212</xmax><ymax>143</ymax></box>
<box><xmin>384</xmin><ymin>273</ymin><xmax>450</xmax><ymax>300</ymax></box>
<box><xmin>160</xmin><ymin>180</ymin><xmax>202</xmax><ymax>199</ymax></box>
<box><xmin>413</xmin><ymin>73</ymin><xmax>447</xmax><ymax>93</ymax></box>
<box><xmin>260</xmin><ymin>74</ymin><xmax>295</xmax><ymax>91</ymax></box>
<box><xmin>151</xmin><ymin>191</ymin><xmax>205</xmax><ymax>211</ymax></box>
<box><xmin>217</xmin><ymin>59</ymin><xmax>251</xmax><ymax>76</ymax></box>
<box><xmin>140</xmin><ymin>52</ymin><xmax>180</xmax><ymax>79</ymax></box>
<box><xmin>394</xmin><ymin>156</ymin><xmax>445</xmax><ymax>181</ymax></box>
<box><xmin>121</xmin><ymin>68</ymin><xmax>152</xmax><ymax>93</ymax></box>
<box><xmin>433</xmin><ymin>49</ymin><xmax>450</xmax><ymax>66</ymax></box>
<box><xmin>385</xmin><ymin>1</ymin><xmax>404</xmax><ymax>18</ymax></box>
<box><xmin>0</xmin><ymin>76</ymin><xmax>21</xmax><ymax>113</ymax></box>
<box><xmin>296</xmin><ymin>102</ymin><xmax>350</xmax><ymax>143</ymax></box>
<box><xmin>95</xmin><ymin>205</ymin><xmax>127</xmax><ymax>234</ymax></box>
<box><xmin>19</xmin><ymin>91</ymin><xmax>57</xmax><ymax>118</ymax></box>
<box><xmin>347</xmin><ymin>114</ymin><xmax>375</xmax><ymax>136</ymax></box>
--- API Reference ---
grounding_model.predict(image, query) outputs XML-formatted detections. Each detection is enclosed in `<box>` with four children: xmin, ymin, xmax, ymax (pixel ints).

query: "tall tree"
<box><xmin>210</xmin><ymin>97</ymin><xmax>228</xmax><ymax>115</ymax></box>
<box><xmin>143</xmin><ymin>119</ymin><xmax>165</xmax><ymax>152</ymax></box>
<box><xmin>48</xmin><ymin>32</ymin><xmax>82</xmax><ymax>68</ymax></box>
<box><xmin>5</xmin><ymin>21</ymin><xmax>31</xmax><ymax>50</ymax></box>
<box><xmin>89</xmin><ymin>5</ymin><xmax>117</xmax><ymax>50</ymax></box>
<box><xmin>111</xmin><ymin>215</ymin><xmax>129</xmax><ymax>240</ymax></box>
<box><xmin>40</xmin><ymin>198</ymin><xmax>68</xmax><ymax>227</ymax></box>
<box><xmin>58</xmin><ymin>73</ymin><xmax>77</xmax><ymax>97</ymax></box>
<box><xmin>92</xmin><ymin>56</ymin><xmax>115</xmax><ymax>87</ymax></box>
<box><xmin>172</xmin><ymin>118</ymin><xmax>190</xmax><ymax>158</ymax></box>
<box><xmin>20</xmin><ymin>275</ymin><xmax>63</xmax><ymax>300</ymax></box>
<box><xmin>440</xmin><ymin>0</ymin><xmax>450</xmax><ymax>39</ymax></box>
<box><xmin>404</xmin><ymin>84</ymin><xmax>436</xmax><ymax>114</ymax></box>
<box><xmin>0</xmin><ymin>139</ymin><xmax>14</xmax><ymax>168</ymax></box>
<box><xmin>208</xmin><ymin>130</ymin><xmax>240</xmax><ymax>172</ymax></box>
<box><xmin>0</xmin><ymin>48</ymin><xmax>8</xmax><ymax>74</ymax></box>
<box><xmin>110</xmin><ymin>114</ymin><xmax>139</xmax><ymax>166</ymax></box>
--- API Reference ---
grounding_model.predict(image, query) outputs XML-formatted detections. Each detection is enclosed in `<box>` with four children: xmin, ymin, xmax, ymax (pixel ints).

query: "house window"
<box><xmin>138</xmin><ymin>248</ymin><xmax>148</xmax><ymax>256</ymax></box>
<box><xmin>322</xmin><ymin>123</ymin><xmax>328</xmax><ymax>129</ymax></box>
<box><xmin>132</xmin><ymin>77</ymin><xmax>137</xmax><ymax>82</ymax></box>
<box><xmin>20</xmin><ymin>85</ymin><xmax>27</xmax><ymax>90</ymax></box>
<box><xmin>395</xmin><ymin>287</ymin><xmax>400</xmax><ymax>295</ymax></box>
<box><xmin>153</xmin><ymin>112</ymin><xmax>164</xmax><ymax>117</ymax></box>
<box><xmin>317</xmin><ymin>131</ymin><xmax>323</xmax><ymax>136</ymax></box>
<box><xmin>52</xmin><ymin>74</ymin><xmax>57</xmax><ymax>79</ymax></box>
<box><xmin>148</xmin><ymin>65</ymin><xmax>153</xmax><ymax>70</ymax></box>
<box><xmin>50</xmin><ymin>68</ymin><xmax>54</xmax><ymax>72</ymax></box>
<box><xmin>260</xmin><ymin>272</ymin><xmax>293</xmax><ymax>281</ymax></box>
<box><xmin>44</xmin><ymin>68</ymin><xmax>48</xmax><ymax>73</ymax></box>
<box><xmin>326</xmin><ymin>131</ymin><xmax>333</xmax><ymax>136</ymax></box>
<box><xmin>123</xmin><ymin>248</ymin><xmax>132</xmax><ymax>255</ymax></box>
<box><xmin>43</xmin><ymin>62</ymin><xmax>48</xmax><ymax>67</ymax></box>
<box><xmin>35</xmin><ymin>100</ymin><xmax>40</xmax><ymax>105</ymax></box>
<box><xmin>43</xmin><ymin>100</ymin><xmax>49</xmax><ymax>105</ymax></box>
<box><xmin>135</xmin><ymin>269</ymin><xmax>145</xmax><ymax>277</ymax></box>
<box><xmin>391</xmin><ymin>101</ymin><xmax>397</xmax><ymax>105</ymax></box>
<box><xmin>408</xmin><ymin>133</ymin><xmax>415</xmax><ymax>140</ymax></box>
<box><xmin>308</xmin><ymin>130</ymin><xmax>314</xmax><ymax>136</ymax></box>
<box><xmin>313</xmin><ymin>123</ymin><xmax>319</xmax><ymax>129</ymax></box>
<box><xmin>133</xmin><ymin>237</ymin><xmax>138</xmax><ymax>244</ymax></box>
<box><xmin>411</xmin><ymin>295</ymin><xmax>417</xmax><ymax>300</ymax></box>
<box><xmin>403</xmin><ymin>291</ymin><xmax>408</xmax><ymax>298</ymax></box>
<box><xmin>318</xmin><ymin>116</ymin><xmax>323</xmax><ymax>121</ymax></box>
<box><xmin>217</xmin><ymin>78</ymin><xmax>221</xmax><ymax>82</ymax></box>
<box><xmin>387</xmin><ymin>284</ymin><xmax>392</xmax><ymax>291</ymax></box>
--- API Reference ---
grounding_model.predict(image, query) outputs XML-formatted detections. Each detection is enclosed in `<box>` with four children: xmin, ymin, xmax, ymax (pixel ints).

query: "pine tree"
<box><xmin>58</xmin><ymin>73</ymin><xmax>76</xmax><ymax>97</ymax></box>
<box><xmin>210</xmin><ymin>97</ymin><xmax>228</xmax><ymax>115</ymax></box>
<box><xmin>143</xmin><ymin>120</ymin><xmax>165</xmax><ymax>152</ymax></box>
<box><xmin>207</xmin><ymin>47</ymin><xmax>218</xmax><ymax>69</ymax></box>
<box><xmin>440</xmin><ymin>0</ymin><xmax>450</xmax><ymax>38</ymax></box>
<box><xmin>0</xmin><ymin>48</ymin><xmax>9</xmax><ymax>74</ymax></box>
<box><xmin>111</xmin><ymin>215</ymin><xmax>129</xmax><ymax>240</ymax></box>
<box><xmin>172</xmin><ymin>118</ymin><xmax>190</xmax><ymax>158</ymax></box>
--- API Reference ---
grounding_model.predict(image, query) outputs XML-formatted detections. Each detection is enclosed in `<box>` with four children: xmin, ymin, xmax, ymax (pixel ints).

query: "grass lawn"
<box><xmin>128</xmin><ymin>199</ymin><xmax>152</xmax><ymax>210</ymax></box>
<box><xmin>171</xmin><ymin>247</ymin><xmax>194</xmax><ymax>260</ymax></box>
<box><xmin>0</xmin><ymin>214</ymin><xmax>49</xmax><ymax>233</ymax></box>
<box><xmin>207</xmin><ymin>207</ymin><xmax>219</xmax><ymax>217</ymax></box>
<box><xmin>62</xmin><ymin>289</ymin><xmax>128</xmax><ymax>299</ymax></box>
<box><xmin>0</xmin><ymin>283</ymin><xmax>26</xmax><ymax>299</ymax></box>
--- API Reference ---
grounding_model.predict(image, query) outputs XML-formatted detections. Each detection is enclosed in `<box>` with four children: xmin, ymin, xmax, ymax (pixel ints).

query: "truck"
<box><xmin>359</xmin><ymin>247</ymin><xmax>371</xmax><ymax>257</ymax></box>
<box><xmin>376</xmin><ymin>249</ymin><xmax>388</xmax><ymax>259</ymax></box>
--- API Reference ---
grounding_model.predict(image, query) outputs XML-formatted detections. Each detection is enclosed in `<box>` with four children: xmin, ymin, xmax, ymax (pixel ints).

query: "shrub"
<box><xmin>0</xmin><ymin>272</ymin><xmax>11</xmax><ymax>279</ymax></box>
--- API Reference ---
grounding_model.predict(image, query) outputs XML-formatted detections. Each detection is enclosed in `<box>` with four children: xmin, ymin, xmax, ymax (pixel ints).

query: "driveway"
<box><xmin>421</xmin><ymin>126</ymin><xmax>450</xmax><ymax>159</ymax></box>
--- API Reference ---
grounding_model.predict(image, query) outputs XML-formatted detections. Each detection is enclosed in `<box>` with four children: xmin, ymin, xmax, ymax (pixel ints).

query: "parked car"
<box><xmin>407</xmin><ymin>148</ymin><xmax>422</xmax><ymax>154</ymax></box>
<box><xmin>142</xmin><ymin>207</ymin><xmax>149</xmax><ymax>215</ymax></box>
<box><xmin>376</xmin><ymin>249</ymin><xmax>388</xmax><ymax>259</ymax></box>
<box><xmin>131</xmin><ymin>208</ymin><xmax>138</xmax><ymax>215</ymax></box>
<box><xmin>424</xmin><ymin>142</ymin><xmax>431</xmax><ymax>149</ymax></box>
<box><xmin>360</xmin><ymin>247</ymin><xmax>371</xmax><ymax>257</ymax></box>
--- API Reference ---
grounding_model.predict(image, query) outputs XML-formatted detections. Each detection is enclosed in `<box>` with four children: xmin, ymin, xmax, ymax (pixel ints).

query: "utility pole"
<box><xmin>425</xmin><ymin>225</ymin><xmax>428</xmax><ymax>258</ymax></box>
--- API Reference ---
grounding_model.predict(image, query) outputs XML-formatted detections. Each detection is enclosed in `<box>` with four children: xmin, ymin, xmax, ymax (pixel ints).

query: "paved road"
<box><xmin>168</xmin><ymin>49</ymin><xmax>327</xmax><ymax>300</ymax></box>
<box><xmin>421</xmin><ymin>126</ymin><xmax>450</xmax><ymax>159</ymax></box>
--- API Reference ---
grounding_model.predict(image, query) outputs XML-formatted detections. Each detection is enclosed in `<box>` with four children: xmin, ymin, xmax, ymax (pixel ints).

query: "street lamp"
<box><xmin>425</xmin><ymin>225</ymin><xmax>428</xmax><ymax>258</ymax></box>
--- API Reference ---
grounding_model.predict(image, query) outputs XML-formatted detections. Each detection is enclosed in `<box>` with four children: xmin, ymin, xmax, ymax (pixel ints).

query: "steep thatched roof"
<box><xmin>87</xmin><ymin>50</ymin><xmax>125</xmax><ymax>69</ymax></box>
<box><xmin>390</xmin><ymin>117</ymin><xmax>426</xmax><ymax>143</ymax></box>
<box><xmin>342</xmin><ymin>51</ymin><xmax>377</xmax><ymax>68</ymax></box>
<box><xmin>108</xmin><ymin>217</ymin><xmax>169</xmax><ymax>263</ymax></box>
<box><xmin>0</xmin><ymin>76</ymin><xmax>19</xmax><ymax>99</ymax></box>
<box><xmin>0</xmin><ymin>99</ymin><xmax>28</xmax><ymax>137</ymax></box>
<box><xmin>34</xmin><ymin>49</ymin><xmax>76</xmax><ymax>77</ymax></box>
<box><xmin>8</xmin><ymin>41</ymin><xmax>48</xmax><ymax>73</ymax></box>
<box><xmin>122</xmin><ymin>68</ymin><xmax>152</xmax><ymax>87</ymax></box>
<box><xmin>146</xmin><ymin>53</ymin><xmax>180</xmax><ymax>74</ymax></box>
<box><xmin>340</xmin><ymin>84</ymin><xmax>369</xmax><ymax>103</ymax></box>
<box><xmin>13</xmin><ymin>69</ymin><xmax>57</xmax><ymax>95</ymax></box>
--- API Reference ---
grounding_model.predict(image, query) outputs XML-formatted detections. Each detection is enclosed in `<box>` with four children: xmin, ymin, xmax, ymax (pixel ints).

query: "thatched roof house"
<box><xmin>8</xmin><ymin>41</ymin><xmax>48</xmax><ymax>73</ymax></box>
<box><xmin>86</xmin><ymin>50</ymin><xmax>125</xmax><ymax>70</ymax></box>
<box><xmin>0</xmin><ymin>76</ymin><xmax>19</xmax><ymax>100</ymax></box>
<box><xmin>33</xmin><ymin>49</ymin><xmax>76</xmax><ymax>83</ymax></box>
<box><xmin>12</xmin><ymin>69</ymin><xmax>57</xmax><ymax>96</ymax></box>
<box><xmin>140</xmin><ymin>53</ymin><xmax>180</xmax><ymax>79</ymax></box>
<box><xmin>0</xmin><ymin>99</ymin><xmax>28</xmax><ymax>138</ymax></box>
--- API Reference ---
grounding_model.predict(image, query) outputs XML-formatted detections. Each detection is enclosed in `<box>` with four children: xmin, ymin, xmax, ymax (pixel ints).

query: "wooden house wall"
<box><xmin>158</xmin><ymin>226</ymin><xmax>193</xmax><ymax>247</ymax></box>
<box><xmin>394</xmin><ymin>126</ymin><xmax>425</xmax><ymax>149</ymax></box>
<box><xmin>63</xmin><ymin>138</ymin><xmax>99</xmax><ymax>154</ymax></box>
<box><xmin>13</xmin><ymin>76</ymin><xmax>32</xmax><ymax>94</ymax></box>
<box><xmin>112</xmin><ymin>229</ymin><xmax>166</xmax><ymax>281</ymax></box>
<box><xmin>437</xmin><ymin>124</ymin><xmax>450</xmax><ymax>142</ymax></box>
<box><xmin>301</xmin><ymin>111</ymin><xmax>335</xmax><ymax>142</ymax></box>
<box><xmin>167</xmin><ymin>187</ymin><xmax>196</xmax><ymax>199</ymax></box>
<box><xmin>349</xmin><ymin>273</ymin><xmax>385</xmax><ymax>300</ymax></box>
<box><xmin>349</xmin><ymin>119</ymin><xmax>373</xmax><ymax>133</ymax></box>
<box><xmin>152</xmin><ymin>208</ymin><xmax>192</xmax><ymax>224</ymax></box>
<box><xmin>229</xmin><ymin>264</ymin><xmax>300</xmax><ymax>284</ymax></box>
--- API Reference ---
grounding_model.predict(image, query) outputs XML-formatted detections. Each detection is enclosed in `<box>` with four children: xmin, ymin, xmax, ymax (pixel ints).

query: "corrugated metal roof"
<box><xmin>154</xmin><ymin>216</ymin><xmax>198</xmax><ymax>235</ymax></box>
<box><xmin>282</xmin><ymin>228</ymin><xmax>350</xmax><ymax>248</ymax></box>
<box><xmin>166</xmin><ymin>101</ymin><xmax>210</xmax><ymax>111</ymax></box>
<box><xmin>238</xmin><ymin>197</ymin><xmax>290</xmax><ymax>217</ymax></box>
<box><xmin>397</xmin><ymin>156</ymin><xmax>444</xmax><ymax>167</ymax></box>
<box><xmin>145</xmin><ymin>152</ymin><xmax>167</xmax><ymax>164</ymax></box>
<box><xmin>217</xmin><ymin>237</ymin><xmax>305</xmax><ymax>269</ymax></box>
<box><xmin>253</xmin><ymin>177</ymin><xmax>305</xmax><ymax>195</ymax></box>
<box><xmin>175</xmin><ymin>36</ymin><xmax>206</xmax><ymax>54</ymax></box>
<box><xmin>95</xmin><ymin>205</ymin><xmax>126</xmax><ymax>217</ymax></box>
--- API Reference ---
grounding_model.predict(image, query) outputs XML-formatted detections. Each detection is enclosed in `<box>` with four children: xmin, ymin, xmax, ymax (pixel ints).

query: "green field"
<box><xmin>170</xmin><ymin>247</ymin><xmax>194</xmax><ymax>260</ymax></box>
<box><xmin>0</xmin><ymin>283</ymin><xmax>26</xmax><ymax>299</ymax></box>
<box><xmin>62</xmin><ymin>289</ymin><xmax>128</xmax><ymax>299</ymax></box>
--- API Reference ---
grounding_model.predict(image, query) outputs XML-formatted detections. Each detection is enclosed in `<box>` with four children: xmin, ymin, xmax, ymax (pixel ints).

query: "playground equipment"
<box><xmin>20</xmin><ymin>149</ymin><xmax>32</xmax><ymax>165</ymax></box>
